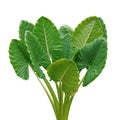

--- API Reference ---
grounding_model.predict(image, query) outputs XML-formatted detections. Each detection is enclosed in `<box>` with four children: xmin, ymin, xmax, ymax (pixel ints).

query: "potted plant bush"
<box><xmin>9</xmin><ymin>16</ymin><xmax>107</xmax><ymax>120</ymax></box>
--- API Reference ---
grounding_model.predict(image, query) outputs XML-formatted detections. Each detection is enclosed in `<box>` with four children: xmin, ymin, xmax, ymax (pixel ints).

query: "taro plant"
<box><xmin>9</xmin><ymin>16</ymin><xmax>107</xmax><ymax>120</ymax></box>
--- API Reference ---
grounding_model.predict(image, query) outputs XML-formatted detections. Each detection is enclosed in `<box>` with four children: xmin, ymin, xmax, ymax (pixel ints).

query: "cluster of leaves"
<box><xmin>9</xmin><ymin>16</ymin><xmax>107</xmax><ymax>120</ymax></box>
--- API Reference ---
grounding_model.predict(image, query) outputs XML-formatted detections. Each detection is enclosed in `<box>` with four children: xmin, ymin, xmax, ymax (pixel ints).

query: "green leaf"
<box><xmin>74</xmin><ymin>37</ymin><xmax>107</xmax><ymax>86</ymax></box>
<box><xmin>47</xmin><ymin>58</ymin><xmax>80</xmax><ymax>96</ymax></box>
<box><xmin>25</xmin><ymin>31</ymin><xmax>50</xmax><ymax>68</ymax></box>
<box><xmin>9</xmin><ymin>35</ymin><xmax>45</xmax><ymax>80</ymax></box>
<box><xmin>19</xmin><ymin>20</ymin><xmax>34</xmax><ymax>41</ymax></box>
<box><xmin>72</xmin><ymin>16</ymin><xmax>107</xmax><ymax>55</ymax></box>
<box><xmin>18</xmin><ymin>21</ymin><xmax>34</xmax><ymax>68</ymax></box>
<box><xmin>59</xmin><ymin>25</ymin><xmax>73</xmax><ymax>59</ymax></box>
<box><xmin>19</xmin><ymin>21</ymin><xmax>45</xmax><ymax>78</ymax></box>
<box><xmin>33</xmin><ymin>16</ymin><xmax>62</xmax><ymax>62</ymax></box>
<box><xmin>9</xmin><ymin>40</ymin><xmax>29</xmax><ymax>80</ymax></box>
<box><xmin>25</xmin><ymin>31</ymin><xmax>49</xmax><ymax>78</ymax></box>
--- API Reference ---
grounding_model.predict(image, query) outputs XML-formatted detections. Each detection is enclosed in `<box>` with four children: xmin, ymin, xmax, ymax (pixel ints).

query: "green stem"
<box><xmin>36</xmin><ymin>76</ymin><xmax>56</xmax><ymax>114</ymax></box>
<box><xmin>33</xmin><ymin>70</ymin><xmax>81</xmax><ymax>120</ymax></box>
<box><xmin>59</xmin><ymin>82</ymin><xmax>63</xmax><ymax>120</ymax></box>
<box><xmin>34</xmin><ymin>72</ymin><xmax>59</xmax><ymax>120</ymax></box>
<box><xmin>55</xmin><ymin>82</ymin><xmax>60</xmax><ymax>100</ymax></box>
<box><xmin>63</xmin><ymin>95</ymin><xmax>74</xmax><ymax>120</ymax></box>
<box><xmin>44</xmin><ymin>79</ymin><xmax>59</xmax><ymax>118</ymax></box>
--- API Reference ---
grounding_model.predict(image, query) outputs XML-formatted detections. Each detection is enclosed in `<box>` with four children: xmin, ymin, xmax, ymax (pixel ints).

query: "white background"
<box><xmin>0</xmin><ymin>0</ymin><xmax>120</xmax><ymax>120</ymax></box>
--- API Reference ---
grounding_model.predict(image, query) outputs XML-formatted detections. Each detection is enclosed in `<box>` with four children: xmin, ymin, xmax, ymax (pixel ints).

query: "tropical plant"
<box><xmin>9</xmin><ymin>16</ymin><xmax>107</xmax><ymax>120</ymax></box>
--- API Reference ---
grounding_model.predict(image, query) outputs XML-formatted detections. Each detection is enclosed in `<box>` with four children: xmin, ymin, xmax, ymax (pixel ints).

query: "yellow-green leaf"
<box><xmin>72</xmin><ymin>16</ymin><xmax>107</xmax><ymax>56</ymax></box>
<box><xmin>47</xmin><ymin>59</ymin><xmax>80</xmax><ymax>96</ymax></box>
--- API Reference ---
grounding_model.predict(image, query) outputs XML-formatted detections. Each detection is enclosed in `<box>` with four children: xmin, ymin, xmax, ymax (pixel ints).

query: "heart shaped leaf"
<box><xmin>9</xmin><ymin>40</ymin><xmax>29</xmax><ymax>80</ymax></box>
<box><xmin>9</xmin><ymin>33</ymin><xmax>46</xmax><ymax>80</ymax></box>
<box><xmin>74</xmin><ymin>37</ymin><xmax>107</xmax><ymax>86</ymax></box>
<box><xmin>47</xmin><ymin>58</ymin><xmax>80</xmax><ymax>96</ymax></box>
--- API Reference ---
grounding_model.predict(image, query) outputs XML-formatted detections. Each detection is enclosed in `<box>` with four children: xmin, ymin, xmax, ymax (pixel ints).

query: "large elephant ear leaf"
<box><xmin>9</xmin><ymin>40</ymin><xmax>29</xmax><ymax>80</ymax></box>
<box><xmin>74</xmin><ymin>37</ymin><xmax>107</xmax><ymax>86</ymax></box>
<box><xmin>24</xmin><ymin>31</ymin><xmax>47</xmax><ymax>78</ymax></box>
<box><xmin>19</xmin><ymin>20</ymin><xmax>34</xmax><ymax>40</ymax></box>
<box><xmin>33</xmin><ymin>16</ymin><xmax>62</xmax><ymax>62</ymax></box>
<box><xmin>59</xmin><ymin>25</ymin><xmax>73</xmax><ymax>59</ymax></box>
<box><xmin>47</xmin><ymin>58</ymin><xmax>80</xmax><ymax>96</ymax></box>
<box><xmin>72</xmin><ymin>16</ymin><xmax>107</xmax><ymax>56</ymax></box>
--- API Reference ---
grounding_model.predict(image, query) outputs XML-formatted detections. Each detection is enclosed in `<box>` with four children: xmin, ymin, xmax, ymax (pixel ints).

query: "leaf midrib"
<box><xmin>42</xmin><ymin>19</ymin><xmax>51</xmax><ymax>62</ymax></box>
<box><xmin>83</xmin><ymin>21</ymin><xmax>95</xmax><ymax>46</ymax></box>
<box><xmin>59</xmin><ymin>63</ymin><xmax>72</xmax><ymax>82</ymax></box>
